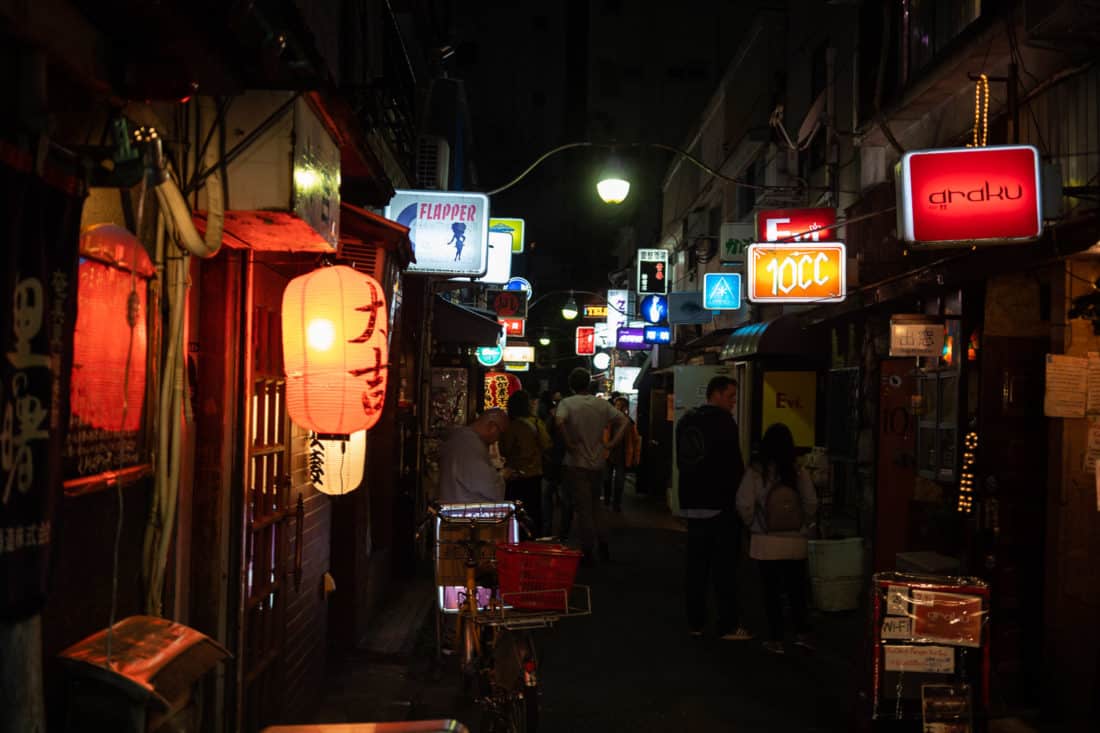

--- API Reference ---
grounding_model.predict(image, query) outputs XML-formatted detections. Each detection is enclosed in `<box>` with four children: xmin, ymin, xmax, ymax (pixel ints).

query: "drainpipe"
<box><xmin>142</xmin><ymin>97</ymin><xmax>225</xmax><ymax>615</ymax></box>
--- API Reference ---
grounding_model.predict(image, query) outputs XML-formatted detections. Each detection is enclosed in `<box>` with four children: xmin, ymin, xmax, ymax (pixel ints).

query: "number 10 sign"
<box><xmin>746</xmin><ymin>242</ymin><xmax>846</xmax><ymax>303</ymax></box>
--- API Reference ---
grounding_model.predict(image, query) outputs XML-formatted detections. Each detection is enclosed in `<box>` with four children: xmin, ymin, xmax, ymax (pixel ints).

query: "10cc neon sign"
<box><xmin>747</xmin><ymin>243</ymin><xmax>846</xmax><ymax>303</ymax></box>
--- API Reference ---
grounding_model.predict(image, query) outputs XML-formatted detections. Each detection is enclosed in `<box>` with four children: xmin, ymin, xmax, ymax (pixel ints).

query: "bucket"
<box><xmin>811</xmin><ymin>576</ymin><xmax>863</xmax><ymax>611</ymax></box>
<box><xmin>808</xmin><ymin>537</ymin><xmax>863</xmax><ymax>579</ymax></box>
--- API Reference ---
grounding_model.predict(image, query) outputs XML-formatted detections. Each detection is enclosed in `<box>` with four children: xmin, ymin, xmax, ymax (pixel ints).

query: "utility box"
<box><xmin>57</xmin><ymin>615</ymin><xmax>230</xmax><ymax>733</ymax></box>
<box><xmin>200</xmin><ymin>91</ymin><xmax>341</xmax><ymax>250</ymax></box>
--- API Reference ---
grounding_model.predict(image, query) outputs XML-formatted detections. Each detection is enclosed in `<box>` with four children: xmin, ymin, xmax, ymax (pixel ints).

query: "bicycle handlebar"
<box><xmin>413</xmin><ymin>500</ymin><xmax>535</xmax><ymax>541</ymax></box>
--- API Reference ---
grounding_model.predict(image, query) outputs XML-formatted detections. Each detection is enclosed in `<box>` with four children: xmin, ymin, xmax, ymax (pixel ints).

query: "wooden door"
<box><xmin>240</xmin><ymin>263</ymin><xmax>293</xmax><ymax>732</ymax></box>
<box><xmin>977</xmin><ymin>335</ymin><xmax>1047</xmax><ymax>705</ymax></box>
<box><xmin>874</xmin><ymin>360</ymin><xmax>917</xmax><ymax>572</ymax></box>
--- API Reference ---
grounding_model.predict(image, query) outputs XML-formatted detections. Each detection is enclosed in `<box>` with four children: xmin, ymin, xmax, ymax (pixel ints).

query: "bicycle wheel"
<box><xmin>481</xmin><ymin>689</ymin><xmax>529</xmax><ymax>733</ymax></box>
<box><xmin>490</xmin><ymin>630</ymin><xmax>538</xmax><ymax>732</ymax></box>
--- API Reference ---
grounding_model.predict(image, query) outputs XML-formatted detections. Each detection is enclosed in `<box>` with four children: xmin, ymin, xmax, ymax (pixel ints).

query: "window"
<box><xmin>904</xmin><ymin>0</ymin><xmax>982</xmax><ymax>81</ymax></box>
<box><xmin>916</xmin><ymin>319</ymin><xmax>962</xmax><ymax>482</ymax></box>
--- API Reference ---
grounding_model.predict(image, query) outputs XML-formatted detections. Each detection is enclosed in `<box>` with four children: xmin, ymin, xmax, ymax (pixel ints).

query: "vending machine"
<box><xmin>668</xmin><ymin>363</ymin><xmax>734</xmax><ymax>514</ymax></box>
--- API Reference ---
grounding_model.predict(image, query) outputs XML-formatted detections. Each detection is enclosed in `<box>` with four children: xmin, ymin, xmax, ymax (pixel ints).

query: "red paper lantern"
<box><xmin>484</xmin><ymin>371</ymin><xmax>521</xmax><ymax>411</ymax></box>
<box><xmin>71</xmin><ymin>225</ymin><xmax>153</xmax><ymax>432</ymax></box>
<box><xmin>282</xmin><ymin>265</ymin><xmax>388</xmax><ymax>434</ymax></box>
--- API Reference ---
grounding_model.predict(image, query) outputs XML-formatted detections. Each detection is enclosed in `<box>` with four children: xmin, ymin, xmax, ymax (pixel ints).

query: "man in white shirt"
<box><xmin>556</xmin><ymin>368</ymin><xmax>628</xmax><ymax>565</ymax></box>
<box><xmin>437</xmin><ymin>409</ymin><xmax>510</xmax><ymax>504</ymax></box>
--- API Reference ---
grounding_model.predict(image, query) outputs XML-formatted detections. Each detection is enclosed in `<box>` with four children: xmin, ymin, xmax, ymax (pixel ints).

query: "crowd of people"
<box><xmin>435</xmin><ymin>369</ymin><xmax>819</xmax><ymax>653</ymax></box>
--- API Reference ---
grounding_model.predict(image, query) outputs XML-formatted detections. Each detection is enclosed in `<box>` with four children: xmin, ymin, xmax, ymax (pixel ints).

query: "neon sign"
<box><xmin>896</xmin><ymin>145</ymin><xmax>1042</xmax><ymax>246</ymax></box>
<box><xmin>746</xmin><ymin>242</ymin><xmax>846</xmax><ymax>303</ymax></box>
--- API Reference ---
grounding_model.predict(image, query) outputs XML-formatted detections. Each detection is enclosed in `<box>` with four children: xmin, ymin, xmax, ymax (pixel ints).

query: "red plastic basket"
<box><xmin>495</xmin><ymin>542</ymin><xmax>582</xmax><ymax>611</ymax></box>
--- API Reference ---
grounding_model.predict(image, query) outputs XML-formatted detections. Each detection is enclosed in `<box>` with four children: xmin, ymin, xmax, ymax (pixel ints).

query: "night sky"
<box><xmin>446</xmin><ymin>1</ymin><xmax>757</xmax><ymax>303</ymax></box>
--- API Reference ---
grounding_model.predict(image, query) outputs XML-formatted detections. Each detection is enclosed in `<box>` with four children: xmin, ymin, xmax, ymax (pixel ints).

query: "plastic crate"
<box><xmin>495</xmin><ymin>542</ymin><xmax>582</xmax><ymax>611</ymax></box>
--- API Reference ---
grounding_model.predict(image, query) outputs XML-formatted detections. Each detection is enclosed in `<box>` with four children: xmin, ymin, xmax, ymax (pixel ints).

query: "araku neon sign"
<box><xmin>897</xmin><ymin>145</ymin><xmax>1043</xmax><ymax>247</ymax></box>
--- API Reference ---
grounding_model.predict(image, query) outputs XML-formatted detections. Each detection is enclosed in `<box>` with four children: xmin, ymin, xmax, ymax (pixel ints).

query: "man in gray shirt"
<box><xmin>556</xmin><ymin>368</ymin><xmax>628</xmax><ymax>565</ymax></box>
<box><xmin>437</xmin><ymin>409</ymin><xmax>510</xmax><ymax>504</ymax></box>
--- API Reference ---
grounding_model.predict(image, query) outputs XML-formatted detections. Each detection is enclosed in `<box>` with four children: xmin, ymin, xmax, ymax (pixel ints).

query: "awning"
<box><xmin>720</xmin><ymin>316</ymin><xmax>816</xmax><ymax>360</ymax></box>
<box><xmin>432</xmin><ymin>296</ymin><xmax>503</xmax><ymax>346</ymax></box>
<box><xmin>340</xmin><ymin>202</ymin><xmax>415</xmax><ymax>269</ymax></box>
<box><xmin>193</xmin><ymin>210</ymin><xmax>335</xmax><ymax>252</ymax></box>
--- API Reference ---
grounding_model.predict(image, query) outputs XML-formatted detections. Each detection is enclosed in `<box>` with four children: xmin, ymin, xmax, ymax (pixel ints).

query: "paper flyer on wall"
<box><xmin>1088</xmin><ymin>352</ymin><xmax>1100</xmax><ymax>414</ymax></box>
<box><xmin>1043</xmin><ymin>354</ymin><xmax>1087</xmax><ymax>418</ymax></box>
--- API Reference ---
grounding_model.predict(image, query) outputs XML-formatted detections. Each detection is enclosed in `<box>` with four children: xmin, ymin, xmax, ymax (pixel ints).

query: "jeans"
<box><xmin>758</xmin><ymin>559</ymin><xmax>810</xmax><ymax>641</ymax></box>
<box><xmin>603</xmin><ymin>462</ymin><xmax>627</xmax><ymax>508</ymax></box>
<box><xmin>563</xmin><ymin>466</ymin><xmax>606</xmax><ymax>554</ymax></box>
<box><xmin>685</xmin><ymin>511</ymin><xmax>741</xmax><ymax>634</ymax></box>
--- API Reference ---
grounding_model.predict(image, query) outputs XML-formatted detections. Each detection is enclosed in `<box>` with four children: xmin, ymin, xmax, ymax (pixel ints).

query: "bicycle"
<box><xmin>415</xmin><ymin>501</ymin><xmax>590</xmax><ymax>733</ymax></box>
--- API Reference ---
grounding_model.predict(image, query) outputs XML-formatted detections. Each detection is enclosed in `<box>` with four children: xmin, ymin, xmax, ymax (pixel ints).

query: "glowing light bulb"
<box><xmin>597</xmin><ymin>178</ymin><xmax>630</xmax><ymax>204</ymax></box>
<box><xmin>307</xmin><ymin>318</ymin><xmax>336</xmax><ymax>351</ymax></box>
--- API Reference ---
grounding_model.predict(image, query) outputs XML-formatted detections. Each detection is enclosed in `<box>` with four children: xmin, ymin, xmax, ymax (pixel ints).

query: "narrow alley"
<box><xmin>313</xmin><ymin>484</ymin><xmax>865</xmax><ymax>732</ymax></box>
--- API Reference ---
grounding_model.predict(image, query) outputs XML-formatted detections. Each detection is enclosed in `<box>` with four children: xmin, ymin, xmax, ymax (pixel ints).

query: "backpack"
<box><xmin>676</xmin><ymin>409</ymin><xmax>708</xmax><ymax>473</ymax></box>
<box><xmin>763</xmin><ymin>476</ymin><xmax>803</xmax><ymax>533</ymax></box>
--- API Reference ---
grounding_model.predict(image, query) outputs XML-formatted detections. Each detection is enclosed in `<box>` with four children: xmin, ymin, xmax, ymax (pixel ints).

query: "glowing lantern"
<box><xmin>484</xmin><ymin>371</ymin><xmax>522</xmax><ymax>410</ymax></box>
<box><xmin>71</xmin><ymin>224</ymin><xmax>153</xmax><ymax>432</ymax></box>
<box><xmin>282</xmin><ymin>265</ymin><xmax>389</xmax><ymax>434</ymax></box>
<box><xmin>309</xmin><ymin>430</ymin><xmax>367</xmax><ymax>495</ymax></box>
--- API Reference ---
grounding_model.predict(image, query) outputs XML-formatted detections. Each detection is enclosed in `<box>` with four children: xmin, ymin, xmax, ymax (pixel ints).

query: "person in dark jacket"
<box><xmin>675</xmin><ymin>375</ymin><xmax>750</xmax><ymax>640</ymax></box>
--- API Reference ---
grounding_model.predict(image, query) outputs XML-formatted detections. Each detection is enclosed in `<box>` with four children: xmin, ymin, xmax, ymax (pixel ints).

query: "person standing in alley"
<box><xmin>499</xmin><ymin>390</ymin><xmax>551</xmax><ymax>535</ymax></box>
<box><xmin>603</xmin><ymin>396</ymin><xmax>641</xmax><ymax>512</ymax></box>
<box><xmin>736</xmin><ymin>422</ymin><xmax>819</xmax><ymax>654</ymax></box>
<box><xmin>556</xmin><ymin>367</ymin><xmax>628</xmax><ymax>565</ymax></box>
<box><xmin>436</xmin><ymin>409</ymin><xmax>510</xmax><ymax>504</ymax></box>
<box><xmin>675</xmin><ymin>375</ymin><xmax>752</xmax><ymax>640</ymax></box>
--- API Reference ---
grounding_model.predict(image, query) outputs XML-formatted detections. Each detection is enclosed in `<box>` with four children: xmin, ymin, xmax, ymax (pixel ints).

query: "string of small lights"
<box><xmin>968</xmin><ymin>74</ymin><xmax>990</xmax><ymax>148</ymax></box>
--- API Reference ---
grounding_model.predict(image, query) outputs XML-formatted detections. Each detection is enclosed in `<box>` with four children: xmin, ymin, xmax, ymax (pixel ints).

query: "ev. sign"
<box><xmin>747</xmin><ymin>242</ymin><xmax>846</xmax><ymax>303</ymax></box>
<box><xmin>896</xmin><ymin>145</ymin><xmax>1043</xmax><ymax>246</ymax></box>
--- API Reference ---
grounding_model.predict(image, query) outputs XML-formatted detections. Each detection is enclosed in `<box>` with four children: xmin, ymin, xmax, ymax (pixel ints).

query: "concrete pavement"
<box><xmin>308</xmin><ymin>481</ymin><xmax>869</xmax><ymax>731</ymax></box>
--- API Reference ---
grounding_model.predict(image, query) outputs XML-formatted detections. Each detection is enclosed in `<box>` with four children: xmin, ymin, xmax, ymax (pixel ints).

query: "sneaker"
<box><xmin>689</xmin><ymin>630</ymin><xmax>705</xmax><ymax>639</ymax></box>
<box><xmin>612</xmin><ymin>504</ymin><xmax>622</xmax><ymax>513</ymax></box>
<box><xmin>793</xmin><ymin>633</ymin><xmax>816</xmax><ymax>651</ymax></box>
<box><xmin>762</xmin><ymin>641</ymin><xmax>785</xmax><ymax>655</ymax></box>
<box><xmin>720</xmin><ymin>626</ymin><xmax>755</xmax><ymax>641</ymax></box>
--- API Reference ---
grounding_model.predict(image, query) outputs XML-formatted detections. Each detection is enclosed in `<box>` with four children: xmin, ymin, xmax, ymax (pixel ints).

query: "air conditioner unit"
<box><xmin>200</xmin><ymin>91</ymin><xmax>341</xmax><ymax>250</ymax></box>
<box><xmin>415</xmin><ymin>135</ymin><xmax>451</xmax><ymax>190</ymax></box>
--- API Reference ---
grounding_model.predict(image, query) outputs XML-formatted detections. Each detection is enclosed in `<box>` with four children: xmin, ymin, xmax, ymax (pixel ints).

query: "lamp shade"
<box><xmin>596</xmin><ymin>177</ymin><xmax>631</xmax><ymax>204</ymax></box>
<box><xmin>309</xmin><ymin>430</ymin><xmax>366</xmax><ymax>495</ymax></box>
<box><xmin>282</xmin><ymin>265</ymin><xmax>389</xmax><ymax>434</ymax></box>
<box><xmin>561</xmin><ymin>295</ymin><xmax>579</xmax><ymax>320</ymax></box>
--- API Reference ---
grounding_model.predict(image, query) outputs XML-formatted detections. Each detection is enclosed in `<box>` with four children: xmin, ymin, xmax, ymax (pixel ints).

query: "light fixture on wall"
<box><xmin>282</xmin><ymin>264</ymin><xmax>389</xmax><ymax>434</ymax></box>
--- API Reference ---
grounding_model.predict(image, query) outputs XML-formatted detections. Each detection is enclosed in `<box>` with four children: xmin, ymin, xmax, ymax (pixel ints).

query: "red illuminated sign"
<box><xmin>575</xmin><ymin>326</ymin><xmax>596</xmax><ymax>356</ymax></box>
<box><xmin>499</xmin><ymin>317</ymin><xmax>525</xmax><ymax>337</ymax></box>
<box><xmin>897</xmin><ymin>145</ymin><xmax>1042</xmax><ymax>246</ymax></box>
<box><xmin>755</xmin><ymin>208</ymin><xmax>837</xmax><ymax>242</ymax></box>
